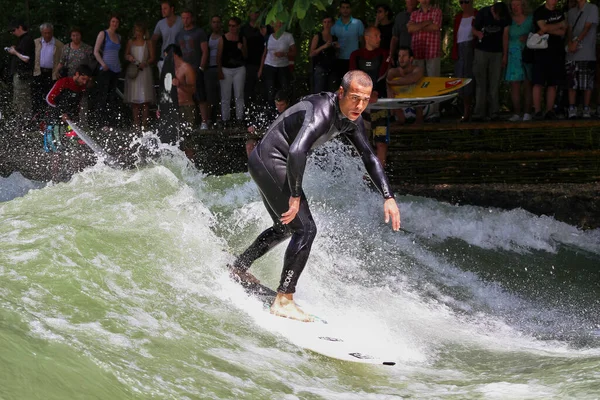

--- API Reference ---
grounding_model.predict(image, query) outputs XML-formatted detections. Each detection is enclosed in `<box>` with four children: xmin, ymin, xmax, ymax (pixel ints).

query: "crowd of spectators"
<box><xmin>4</xmin><ymin>0</ymin><xmax>600</xmax><ymax>141</ymax></box>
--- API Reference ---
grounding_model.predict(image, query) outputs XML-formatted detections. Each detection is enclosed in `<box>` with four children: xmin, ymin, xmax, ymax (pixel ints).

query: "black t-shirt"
<box><xmin>378</xmin><ymin>22</ymin><xmax>393</xmax><ymax>50</ymax></box>
<box><xmin>533</xmin><ymin>4</ymin><xmax>565</xmax><ymax>55</ymax></box>
<box><xmin>240</xmin><ymin>23</ymin><xmax>264</xmax><ymax>66</ymax></box>
<box><xmin>473</xmin><ymin>6</ymin><xmax>510</xmax><ymax>52</ymax></box>
<box><xmin>11</xmin><ymin>31</ymin><xmax>35</xmax><ymax>77</ymax></box>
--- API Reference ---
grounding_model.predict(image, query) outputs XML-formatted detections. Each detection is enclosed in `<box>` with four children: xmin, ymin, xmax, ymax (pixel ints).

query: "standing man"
<box><xmin>532</xmin><ymin>0</ymin><xmax>567</xmax><ymax>119</ymax></box>
<box><xmin>33</xmin><ymin>23</ymin><xmax>64</xmax><ymax>114</ymax></box>
<box><xmin>331</xmin><ymin>1</ymin><xmax>365</xmax><ymax>87</ymax></box>
<box><xmin>176</xmin><ymin>10</ymin><xmax>209</xmax><ymax>129</ymax></box>
<box><xmin>6</xmin><ymin>19</ymin><xmax>35</xmax><ymax>122</ymax></box>
<box><xmin>152</xmin><ymin>0</ymin><xmax>183</xmax><ymax>74</ymax></box>
<box><xmin>229</xmin><ymin>70</ymin><xmax>400</xmax><ymax>322</ymax></box>
<box><xmin>471</xmin><ymin>2</ymin><xmax>510</xmax><ymax>121</ymax></box>
<box><xmin>390</xmin><ymin>0</ymin><xmax>418</xmax><ymax>65</ymax></box>
<box><xmin>407</xmin><ymin>0</ymin><xmax>442</xmax><ymax>121</ymax></box>
<box><xmin>165</xmin><ymin>44</ymin><xmax>196</xmax><ymax>131</ymax></box>
<box><xmin>241</xmin><ymin>8</ymin><xmax>266</xmax><ymax>105</ymax></box>
<box><xmin>565</xmin><ymin>0</ymin><xmax>598</xmax><ymax>119</ymax></box>
<box><xmin>349</xmin><ymin>27</ymin><xmax>390</xmax><ymax>167</ymax></box>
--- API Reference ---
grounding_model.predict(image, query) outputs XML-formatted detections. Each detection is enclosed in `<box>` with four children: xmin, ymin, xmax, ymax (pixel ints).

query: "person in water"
<box><xmin>230</xmin><ymin>70</ymin><xmax>401</xmax><ymax>322</ymax></box>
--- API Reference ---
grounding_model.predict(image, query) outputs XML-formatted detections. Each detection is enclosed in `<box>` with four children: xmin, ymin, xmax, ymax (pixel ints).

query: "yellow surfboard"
<box><xmin>388</xmin><ymin>77</ymin><xmax>472</xmax><ymax>98</ymax></box>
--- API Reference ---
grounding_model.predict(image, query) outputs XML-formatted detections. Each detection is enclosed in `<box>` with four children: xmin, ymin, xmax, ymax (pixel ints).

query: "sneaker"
<box><xmin>582</xmin><ymin>107</ymin><xmax>591</xmax><ymax>119</ymax></box>
<box><xmin>544</xmin><ymin>111</ymin><xmax>556</xmax><ymax>120</ymax></box>
<box><xmin>200</xmin><ymin>122</ymin><xmax>209</xmax><ymax>130</ymax></box>
<box><xmin>568</xmin><ymin>106</ymin><xmax>577</xmax><ymax>120</ymax></box>
<box><xmin>523</xmin><ymin>113</ymin><xmax>532</xmax><ymax>121</ymax></box>
<box><xmin>508</xmin><ymin>114</ymin><xmax>521</xmax><ymax>122</ymax></box>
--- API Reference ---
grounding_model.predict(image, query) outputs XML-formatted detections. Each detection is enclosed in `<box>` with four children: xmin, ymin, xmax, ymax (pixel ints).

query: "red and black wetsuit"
<box><xmin>233</xmin><ymin>92</ymin><xmax>394</xmax><ymax>294</ymax></box>
<box><xmin>45</xmin><ymin>77</ymin><xmax>86</xmax><ymax>122</ymax></box>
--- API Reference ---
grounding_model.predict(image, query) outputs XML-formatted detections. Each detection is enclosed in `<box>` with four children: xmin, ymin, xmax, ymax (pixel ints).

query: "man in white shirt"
<box><xmin>33</xmin><ymin>23</ymin><xmax>64</xmax><ymax>114</ymax></box>
<box><xmin>152</xmin><ymin>0</ymin><xmax>183</xmax><ymax>74</ymax></box>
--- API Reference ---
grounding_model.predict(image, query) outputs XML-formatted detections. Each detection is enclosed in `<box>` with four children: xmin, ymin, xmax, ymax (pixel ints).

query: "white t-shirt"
<box><xmin>154</xmin><ymin>16</ymin><xmax>184</xmax><ymax>55</ymax></box>
<box><xmin>264</xmin><ymin>32</ymin><xmax>295</xmax><ymax>68</ymax></box>
<box><xmin>457</xmin><ymin>16</ymin><xmax>474</xmax><ymax>43</ymax></box>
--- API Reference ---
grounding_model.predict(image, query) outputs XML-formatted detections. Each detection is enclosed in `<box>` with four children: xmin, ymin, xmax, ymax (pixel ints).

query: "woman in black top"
<box><xmin>309</xmin><ymin>16</ymin><xmax>338</xmax><ymax>93</ymax></box>
<box><xmin>217</xmin><ymin>17</ymin><xmax>247</xmax><ymax>122</ymax></box>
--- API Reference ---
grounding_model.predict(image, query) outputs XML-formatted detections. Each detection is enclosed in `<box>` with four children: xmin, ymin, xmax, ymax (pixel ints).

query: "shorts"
<box><xmin>532</xmin><ymin>52</ymin><xmax>565</xmax><ymax>87</ymax></box>
<box><xmin>371</xmin><ymin>109</ymin><xmax>390</xmax><ymax>144</ymax></box>
<box><xmin>194</xmin><ymin>69</ymin><xmax>207</xmax><ymax>102</ymax></box>
<box><xmin>566</xmin><ymin>60</ymin><xmax>596</xmax><ymax>91</ymax></box>
<box><xmin>179</xmin><ymin>104</ymin><xmax>197</xmax><ymax>128</ymax></box>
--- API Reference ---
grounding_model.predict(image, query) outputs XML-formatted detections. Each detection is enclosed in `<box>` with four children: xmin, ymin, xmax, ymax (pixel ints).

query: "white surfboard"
<box><xmin>240</xmin><ymin>281</ymin><xmax>396</xmax><ymax>366</ymax></box>
<box><xmin>368</xmin><ymin>92</ymin><xmax>457</xmax><ymax>110</ymax></box>
<box><xmin>66</xmin><ymin>119</ymin><xmax>118</xmax><ymax>166</ymax></box>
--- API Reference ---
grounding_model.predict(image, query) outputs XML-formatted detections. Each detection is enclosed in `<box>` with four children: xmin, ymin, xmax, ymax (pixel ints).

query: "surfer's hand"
<box><xmin>281</xmin><ymin>196</ymin><xmax>301</xmax><ymax>224</ymax></box>
<box><xmin>384</xmin><ymin>198</ymin><xmax>401</xmax><ymax>231</ymax></box>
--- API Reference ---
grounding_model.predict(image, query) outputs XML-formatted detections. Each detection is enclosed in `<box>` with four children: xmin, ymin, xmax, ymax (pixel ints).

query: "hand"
<box><xmin>101</xmin><ymin>63</ymin><xmax>108</xmax><ymax>71</ymax></box>
<box><xmin>237</xmin><ymin>42</ymin><xmax>243</xmax><ymax>50</ymax></box>
<box><xmin>139</xmin><ymin>62</ymin><xmax>147</xmax><ymax>70</ymax></box>
<box><xmin>257</xmin><ymin>68</ymin><xmax>262</xmax><ymax>79</ymax></box>
<box><xmin>568</xmin><ymin>41</ymin><xmax>578</xmax><ymax>53</ymax></box>
<box><xmin>281</xmin><ymin>196</ymin><xmax>301</xmax><ymax>224</ymax></box>
<box><xmin>172</xmin><ymin>77</ymin><xmax>179</xmax><ymax>86</ymax></box>
<box><xmin>7</xmin><ymin>46</ymin><xmax>16</xmax><ymax>55</ymax></box>
<box><xmin>383</xmin><ymin>198</ymin><xmax>401</xmax><ymax>231</ymax></box>
<box><xmin>274</xmin><ymin>51</ymin><xmax>285</xmax><ymax>58</ymax></box>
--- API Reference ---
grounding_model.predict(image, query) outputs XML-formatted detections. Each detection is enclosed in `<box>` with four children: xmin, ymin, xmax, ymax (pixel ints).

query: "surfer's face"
<box><xmin>339</xmin><ymin>82</ymin><xmax>372</xmax><ymax>121</ymax></box>
<box><xmin>275</xmin><ymin>100</ymin><xmax>289</xmax><ymax>114</ymax></box>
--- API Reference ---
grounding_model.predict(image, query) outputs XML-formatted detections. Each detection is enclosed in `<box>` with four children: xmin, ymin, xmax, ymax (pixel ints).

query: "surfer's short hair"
<box><xmin>341</xmin><ymin>70</ymin><xmax>373</xmax><ymax>93</ymax></box>
<box><xmin>76</xmin><ymin>64</ymin><xmax>93</xmax><ymax>77</ymax></box>
<box><xmin>164</xmin><ymin>43</ymin><xmax>183</xmax><ymax>57</ymax></box>
<box><xmin>398</xmin><ymin>46</ymin><xmax>414</xmax><ymax>58</ymax></box>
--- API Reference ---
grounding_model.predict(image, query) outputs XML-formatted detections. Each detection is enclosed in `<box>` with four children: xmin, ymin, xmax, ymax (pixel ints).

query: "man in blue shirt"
<box><xmin>331</xmin><ymin>0</ymin><xmax>365</xmax><ymax>86</ymax></box>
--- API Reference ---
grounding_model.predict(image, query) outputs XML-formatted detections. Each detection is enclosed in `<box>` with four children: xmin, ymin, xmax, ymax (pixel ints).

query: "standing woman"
<box><xmin>309</xmin><ymin>16</ymin><xmax>338</xmax><ymax>93</ymax></box>
<box><xmin>504</xmin><ymin>0</ymin><xmax>534</xmax><ymax>121</ymax></box>
<box><xmin>451</xmin><ymin>0</ymin><xmax>477</xmax><ymax>122</ymax></box>
<box><xmin>124</xmin><ymin>22</ymin><xmax>156</xmax><ymax>130</ymax></box>
<box><xmin>259</xmin><ymin>20</ymin><xmax>296</xmax><ymax>103</ymax></box>
<box><xmin>57</xmin><ymin>27</ymin><xmax>93</xmax><ymax>78</ymax></box>
<box><xmin>93</xmin><ymin>13</ymin><xmax>122</xmax><ymax>128</ymax></box>
<box><xmin>217</xmin><ymin>17</ymin><xmax>247</xmax><ymax>124</ymax></box>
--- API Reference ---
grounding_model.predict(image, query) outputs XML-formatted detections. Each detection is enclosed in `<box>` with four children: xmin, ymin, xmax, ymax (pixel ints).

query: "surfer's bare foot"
<box><xmin>228</xmin><ymin>265</ymin><xmax>260</xmax><ymax>284</ymax></box>
<box><xmin>270</xmin><ymin>293</ymin><xmax>314</xmax><ymax>322</ymax></box>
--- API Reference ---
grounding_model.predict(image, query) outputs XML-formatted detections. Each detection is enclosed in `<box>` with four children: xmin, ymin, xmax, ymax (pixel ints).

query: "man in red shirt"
<box><xmin>349</xmin><ymin>26</ymin><xmax>390</xmax><ymax>167</ymax></box>
<box><xmin>46</xmin><ymin>64</ymin><xmax>92</xmax><ymax>122</ymax></box>
<box><xmin>407</xmin><ymin>0</ymin><xmax>442</xmax><ymax>120</ymax></box>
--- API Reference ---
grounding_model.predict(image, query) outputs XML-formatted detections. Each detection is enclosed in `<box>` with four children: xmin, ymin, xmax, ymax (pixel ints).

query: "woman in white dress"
<box><xmin>124</xmin><ymin>22</ymin><xmax>156</xmax><ymax>130</ymax></box>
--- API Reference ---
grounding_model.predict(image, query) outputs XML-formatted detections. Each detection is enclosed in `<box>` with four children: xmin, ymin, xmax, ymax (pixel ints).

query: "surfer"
<box><xmin>230</xmin><ymin>70</ymin><xmax>401</xmax><ymax>322</ymax></box>
<box><xmin>45</xmin><ymin>64</ymin><xmax>92</xmax><ymax>123</ymax></box>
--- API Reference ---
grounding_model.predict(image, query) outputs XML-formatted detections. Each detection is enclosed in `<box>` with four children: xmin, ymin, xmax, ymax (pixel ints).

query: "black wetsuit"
<box><xmin>233</xmin><ymin>92</ymin><xmax>395</xmax><ymax>294</ymax></box>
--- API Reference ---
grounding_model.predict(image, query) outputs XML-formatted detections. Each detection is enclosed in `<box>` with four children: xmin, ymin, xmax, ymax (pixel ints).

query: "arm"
<box><xmin>125</xmin><ymin>39</ymin><xmax>134</xmax><ymax>64</ymax></box>
<box><xmin>309</xmin><ymin>34</ymin><xmax>321</xmax><ymax>57</ymax></box>
<box><xmin>93</xmin><ymin>31</ymin><xmax>107</xmax><ymax>70</ymax></box>
<box><xmin>407</xmin><ymin>20</ymin><xmax>431</xmax><ymax>33</ymax></box>
<box><xmin>216</xmin><ymin>36</ymin><xmax>224</xmax><ymax>79</ymax></box>
<box><xmin>7</xmin><ymin>47</ymin><xmax>31</xmax><ymax>63</ymax></box>
<box><xmin>200</xmin><ymin>41</ymin><xmax>208</xmax><ymax>70</ymax></box>
<box><xmin>389</xmin><ymin>36</ymin><xmax>399</xmax><ymax>63</ymax></box>
<box><xmin>258</xmin><ymin>45</ymin><xmax>267</xmax><ymax>78</ymax></box>
<box><xmin>502</xmin><ymin>26</ymin><xmax>509</xmax><ymax>67</ymax></box>
<box><xmin>287</xmin><ymin>43</ymin><xmax>297</xmax><ymax>58</ymax></box>
<box><xmin>147</xmin><ymin>39</ymin><xmax>156</xmax><ymax>66</ymax></box>
<box><xmin>538</xmin><ymin>19</ymin><xmax>567</xmax><ymax>35</ymax></box>
<box><xmin>423</xmin><ymin>9</ymin><xmax>442</xmax><ymax>31</ymax></box>
<box><xmin>386</xmin><ymin>65</ymin><xmax>423</xmax><ymax>86</ymax></box>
